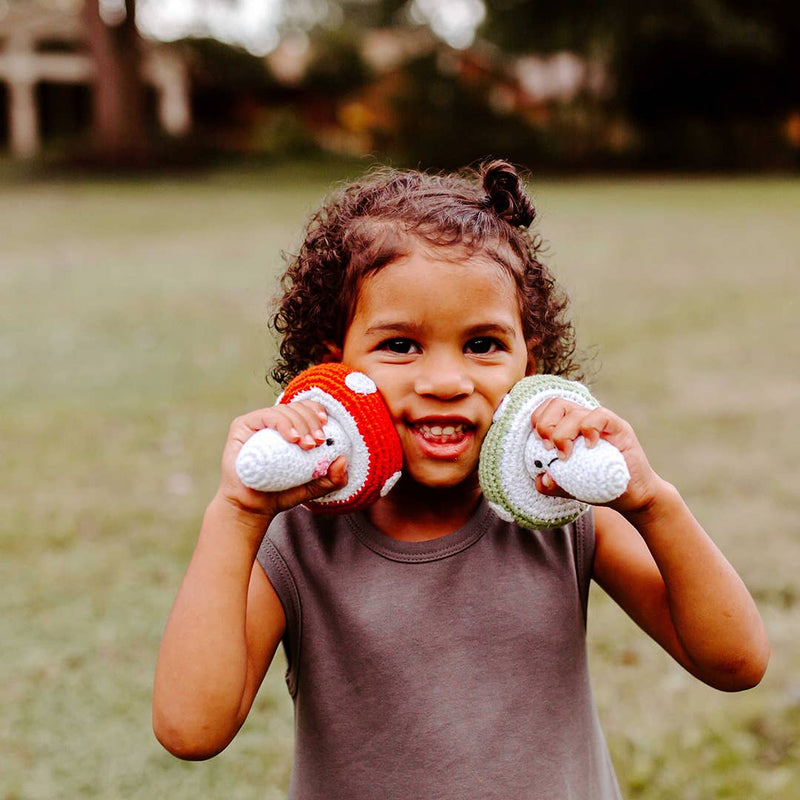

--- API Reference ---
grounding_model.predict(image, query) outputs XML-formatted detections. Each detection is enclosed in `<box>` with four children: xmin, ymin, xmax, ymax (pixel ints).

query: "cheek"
<box><xmin>352</xmin><ymin>367</ymin><xmax>404</xmax><ymax>419</ymax></box>
<box><xmin>376</xmin><ymin>385</ymin><xmax>405</xmax><ymax>422</ymax></box>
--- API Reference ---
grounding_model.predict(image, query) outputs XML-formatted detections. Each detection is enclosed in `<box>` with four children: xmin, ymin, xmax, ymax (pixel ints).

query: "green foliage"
<box><xmin>480</xmin><ymin>0</ymin><xmax>613</xmax><ymax>53</ymax></box>
<box><xmin>608</xmin><ymin>1</ymin><xmax>800</xmax><ymax>167</ymax></box>
<box><xmin>175</xmin><ymin>36</ymin><xmax>284</xmax><ymax>154</ymax></box>
<box><xmin>2</xmin><ymin>164</ymin><xmax>799</xmax><ymax>798</ymax></box>
<box><xmin>304</xmin><ymin>27</ymin><xmax>373</xmax><ymax>96</ymax></box>
<box><xmin>476</xmin><ymin>0</ymin><xmax>800</xmax><ymax>168</ymax></box>
<box><xmin>386</xmin><ymin>53</ymin><xmax>540</xmax><ymax>169</ymax></box>
<box><xmin>180</xmin><ymin>37</ymin><xmax>276</xmax><ymax>91</ymax></box>
<box><xmin>252</xmin><ymin>109</ymin><xmax>319</xmax><ymax>158</ymax></box>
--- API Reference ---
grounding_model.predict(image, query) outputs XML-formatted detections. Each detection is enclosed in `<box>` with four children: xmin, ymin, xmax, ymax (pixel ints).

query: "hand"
<box><xmin>530</xmin><ymin>398</ymin><xmax>659</xmax><ymax>514</ymax></box>
<box><xmin>218</xmin><ymin>400</ymin><xmax>349</xmax><ymax>519</ymax></box>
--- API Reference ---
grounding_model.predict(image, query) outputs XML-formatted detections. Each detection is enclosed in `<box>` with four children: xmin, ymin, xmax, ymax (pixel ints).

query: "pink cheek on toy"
<box><xmin>312</xmin><ymin>459</ymin><xmax>331</xmax><ymax>479</ymax></box>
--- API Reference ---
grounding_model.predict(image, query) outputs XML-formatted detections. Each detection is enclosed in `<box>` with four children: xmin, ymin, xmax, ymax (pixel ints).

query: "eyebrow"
<box><xmin>464</xmin><ymin>323</ymin><xmax>519</xmax><ymax>338</ymax></box>
<box><xmin>364</xmin><ymin>322</ymin><xmax>419</xmax><ymax>336</ymax></box>
<box><xmin>364</xmin><ymin>322</ymin><xmax>519</xmax><ymax>338</ymax></box>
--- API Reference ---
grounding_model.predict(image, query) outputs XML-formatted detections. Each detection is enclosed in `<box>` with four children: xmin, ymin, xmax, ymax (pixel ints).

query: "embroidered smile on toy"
<box><xmin>235</xmin><ymin>363</ymin><xmax>403</xmax><ymax>514</ymax></box>
<box><xmin>479</xmin><ymin>375</ymin><xmax>631</xmax><ymax>529</ymax></box>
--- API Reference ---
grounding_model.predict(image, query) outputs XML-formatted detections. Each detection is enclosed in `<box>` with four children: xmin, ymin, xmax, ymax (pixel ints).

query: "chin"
<box><xmin>403</xmin><ymin>465</ymin><xmax>479</xmax><ymax>491</ymax></box>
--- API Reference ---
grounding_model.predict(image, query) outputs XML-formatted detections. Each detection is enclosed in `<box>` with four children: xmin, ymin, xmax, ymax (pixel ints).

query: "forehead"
<box><xmin>352</xmin><ymin>248</ymin><xmax>522</xmax><ymax>327</ymax></box>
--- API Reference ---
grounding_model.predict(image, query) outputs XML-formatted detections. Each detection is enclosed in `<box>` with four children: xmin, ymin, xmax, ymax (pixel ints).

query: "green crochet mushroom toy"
<box><xmin>479</xmin><ymin>375</ymin><xmax>630</xmax><ymax>529</ymax></box>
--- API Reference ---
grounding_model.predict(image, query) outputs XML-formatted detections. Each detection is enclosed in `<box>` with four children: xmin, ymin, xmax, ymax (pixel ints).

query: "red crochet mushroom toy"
<box><xmin>235</xmin><ymin>363</ymin><xmax>403</xmax><ymax>514</ymax></box>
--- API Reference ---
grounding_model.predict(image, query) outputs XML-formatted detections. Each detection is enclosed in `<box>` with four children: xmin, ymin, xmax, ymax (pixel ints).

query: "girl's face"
<box><xmin>340</xmin><ymin>247</ymin><xmax>532</xmax><ymax>490</ymax></box>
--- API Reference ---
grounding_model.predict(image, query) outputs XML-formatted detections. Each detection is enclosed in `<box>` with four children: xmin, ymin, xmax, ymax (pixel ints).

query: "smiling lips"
<box><xmin>407</xmin><ymin>419</ymin><xmax>478</xmax><ymax>462</ymax></box>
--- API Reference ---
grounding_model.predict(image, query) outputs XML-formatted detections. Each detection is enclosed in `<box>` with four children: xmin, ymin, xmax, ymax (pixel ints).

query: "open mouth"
<box><xmin>408</xmin><ymin>419</ymin><xmax>477</xmax><ymax>454</ymax></box>
<box><xmin>416</xmin><ymin>422</ymin><xmax>469</xmax><ymax>443</ymax></box>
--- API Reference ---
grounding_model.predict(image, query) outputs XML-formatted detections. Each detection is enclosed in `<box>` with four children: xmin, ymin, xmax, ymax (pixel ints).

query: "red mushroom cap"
<box><xmin>280</xmin><ymin>363</ymin><xmax>403</xmax><ymax>514</ymax></box>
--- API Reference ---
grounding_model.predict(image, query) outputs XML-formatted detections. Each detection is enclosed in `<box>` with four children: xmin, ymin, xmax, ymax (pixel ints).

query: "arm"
<box><xmin>532</xmin><ymin>400</ymin><xmax>770</xmax><ymax>692</ymax></box>
<box><xmin>593</xmin><ymin>498</ymin><xmax>768</xmax><ymax>691</ymax></box>
<box><xmin>152</xmin><ymin>403</ymin><xmax>348</xmax><ymax>759</ymax></box>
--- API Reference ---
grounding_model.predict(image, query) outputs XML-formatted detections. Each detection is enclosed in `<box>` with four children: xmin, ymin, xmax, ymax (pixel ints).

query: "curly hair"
<box><xmin>270</xmin><ymin>159</ymin><xmax>579</xmax><ymax>387</ymax></box>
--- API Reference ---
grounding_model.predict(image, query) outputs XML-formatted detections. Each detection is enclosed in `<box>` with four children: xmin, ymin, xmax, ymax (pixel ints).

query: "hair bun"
<box><xmin>481</xmin><ymin>159</ymin><xmax>535</xmax><ymax>228</ymax></box>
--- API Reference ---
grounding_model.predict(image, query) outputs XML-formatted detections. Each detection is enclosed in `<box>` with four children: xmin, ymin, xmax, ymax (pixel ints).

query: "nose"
<box><xmin>414</xmin><ymin>353</ymin><xmax>474</xmax><ymax>399</ymax></box>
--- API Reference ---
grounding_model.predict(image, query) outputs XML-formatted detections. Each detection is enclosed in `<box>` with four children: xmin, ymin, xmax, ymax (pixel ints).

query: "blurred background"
<box><xmin>2</xmin><ymin>2</ymin><xmax>799</xmax><ymax>799</ymax></box>
<box><xmin>1</xmin><ymin>0</ymin><xmax>799</xmax><ymax>170</ymax></box>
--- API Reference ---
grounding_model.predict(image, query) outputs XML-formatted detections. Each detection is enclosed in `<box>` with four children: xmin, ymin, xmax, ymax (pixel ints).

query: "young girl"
<box><xmin>153</xmin><ymin>161</ymin><xmax>769</xmax><ymax>799</ymax></box>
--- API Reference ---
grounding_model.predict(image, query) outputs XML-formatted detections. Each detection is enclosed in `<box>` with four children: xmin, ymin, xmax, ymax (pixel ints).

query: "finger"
<box><xmin>534</xmin><ymin>472</ymin><xmax>574</xmax><ymax>500</ymax></box>
<box><xmin>326</xmin><ymin>455</ymin><xmax>349</xmax><ymax>485</ymax></box>
<box><xmin>282</xmin><ymin>401</ymin><xmax>328</xmax><ymax>447</ymax></box>
<box><xmin>230</xmin><ymin>407</ymin><xmax>298</xmax><ymax>442</ymax></box>
<box><xmin>286</xmin><ymin>400</ymin><xmax>328</xmax><ymax>430</ymax></box>
<box><xmin>530</xmin><ymin>398</ymin><xmax>569</xmax><ymax>449</ymax></box>
<box><xmin>547</xmin><ymin>412</ymin><xmax>591</xmax><ymax>459</ymax></box>
<box><xmin>576</xmin><ymin>407</ymin><xmax>614</xmax><ymax>448</ymax></box>
<box><xmin>273</xmin><ymin>456</ymin><xmax>349</xmax><ymax>512</ymax></box>
<box><xmin>570</xmin><ymin>407</ymin><xmax>633</xmax><ymax>452</ymax></box>
<box><xmin>536</xmin><ymin>401</ymin><xmax>592</xmax><ymax>459</ymax></box>
<box><xmin>232</xmin><ymin>401</ymin><xmax>329</xmax><ymax>446</ymax></box>
<box><xmin>263</xmin><ymin>403</ymin><xmax>326</xmax><ymax>449</ymax></box>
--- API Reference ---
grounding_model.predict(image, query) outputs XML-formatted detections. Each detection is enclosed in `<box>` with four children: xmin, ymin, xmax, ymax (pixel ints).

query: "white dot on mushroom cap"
<box><xmin>345</xmin><ymin>372</ymin><xmax>377</xmax><ymax>395</ymax></box>
<box><xmin>381</xmin><ymin>471</ymin><xmax>402</xmax><ymax>497</ymax></box>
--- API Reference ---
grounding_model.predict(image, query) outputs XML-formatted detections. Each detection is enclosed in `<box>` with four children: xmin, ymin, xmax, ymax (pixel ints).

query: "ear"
<box><xmin>320</xmin><ymin>341</ymin><xmax>343</xmax><ymax>363</ymax></box>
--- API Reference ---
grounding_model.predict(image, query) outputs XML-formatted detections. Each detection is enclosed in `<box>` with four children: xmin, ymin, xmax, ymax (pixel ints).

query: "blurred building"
<box><xmin>0</xmin><ymin>1</ymin><xmax>190</xmax><ymax>157</ymax></box>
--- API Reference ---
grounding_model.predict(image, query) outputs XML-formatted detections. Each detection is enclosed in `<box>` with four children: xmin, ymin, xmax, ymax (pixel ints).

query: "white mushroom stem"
<box><xmin>524</xmin><ymin>434</ymin><xmax>630</xmax><ymax>505</ymax></box>
<box><xmin>236</xmin><ymin>418</ymin><xmax>351</xmax><ymax>493</ymax></box>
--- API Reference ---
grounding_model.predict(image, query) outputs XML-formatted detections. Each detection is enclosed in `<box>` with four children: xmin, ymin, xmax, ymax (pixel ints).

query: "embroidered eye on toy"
<box><xmin>479</xmin><ymin>375</ymin><xmax>630</xmax><ymax>529</ymax></box>
<box><xmin>235</xmin><ymin>363</ymin><xmax>403</xmax><ymax>514</ymax></box>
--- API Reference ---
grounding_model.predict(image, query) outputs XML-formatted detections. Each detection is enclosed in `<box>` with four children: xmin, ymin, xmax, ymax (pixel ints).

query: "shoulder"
<box><xmin>259</xmin><ymin>505</ymin><xmax>336</xmax><ymax>559</ymax></box>
<box><xmin>266</xmin><ymin>503</ymin><xmax>325</xmax><ymax>539</ymax></box>
<box><xmin>257</xmin><ymin>507</ymin><xmax>322</xmax><ymax>597</ymax></box>
<box><xmin>257</xmin><ymin>506</ymin><xmax>366</xmax><ymax>592</ymax></box>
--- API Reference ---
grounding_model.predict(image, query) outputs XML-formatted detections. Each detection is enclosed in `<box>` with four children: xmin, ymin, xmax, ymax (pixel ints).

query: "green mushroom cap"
<box><xmin>479</xmin><ymin>375</ymin><xmax>600</xmax><ymax>530</ymax></box>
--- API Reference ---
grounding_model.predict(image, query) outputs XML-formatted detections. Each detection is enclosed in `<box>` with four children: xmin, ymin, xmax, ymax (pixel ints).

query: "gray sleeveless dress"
<box><xmin>258</xmin><ymin>500</ymin><xmax>621</xmax><ymax>800</ymax></box>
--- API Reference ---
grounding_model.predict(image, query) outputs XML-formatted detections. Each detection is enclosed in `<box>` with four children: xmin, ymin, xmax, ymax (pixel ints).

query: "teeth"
<box><xmin>418</xmin><ymin>423</ymin><xmax>466</xmax><ymax>440</ymax></box>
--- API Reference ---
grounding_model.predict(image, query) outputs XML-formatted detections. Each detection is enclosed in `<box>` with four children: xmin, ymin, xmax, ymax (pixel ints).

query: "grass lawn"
<box><xmin>2</xmin><ymin>161</ymin><xmax>799</xmax><ymax>799</ymax></box>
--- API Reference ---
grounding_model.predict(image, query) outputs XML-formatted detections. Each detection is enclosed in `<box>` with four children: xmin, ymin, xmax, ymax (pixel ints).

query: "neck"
<box><xmin>365</xmin><ymin>475</ymin><xmax>483</xmax><ymax>542</ymax></box>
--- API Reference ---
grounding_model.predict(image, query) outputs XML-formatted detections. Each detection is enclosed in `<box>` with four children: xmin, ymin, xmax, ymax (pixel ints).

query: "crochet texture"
<box><xmin>479</xmin><ymin>375</ymin><xmax>630</xmax><ymax>529</ymax></box>
<box><xmin>235</xmin><ymin>363</ymin><xmax>403</xmax><ymax>514</ymax></box>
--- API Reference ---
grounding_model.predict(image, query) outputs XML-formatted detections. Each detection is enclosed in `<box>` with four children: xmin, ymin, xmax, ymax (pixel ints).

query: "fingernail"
<box><xmin>302</xmin><ymin>434</ymin><xmax>315</xmax><ymax>447</ymax></box>
<box><xmin>314</xmin><ymin>429</ymin><xmax>326</xmax><ymax>442</ymax></box>
<box><xmin>289</xmin><ymin>427</ymin><xmax>300</xmax><ymax>441</ymax></box>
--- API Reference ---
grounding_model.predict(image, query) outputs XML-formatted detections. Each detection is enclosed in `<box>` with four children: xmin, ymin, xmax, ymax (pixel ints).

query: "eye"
<box><xmin>380</xmin><ymin>338</ymin><xmax>420</xmax><ymax>355</ymax></box>
<box><xmin>326</xmin><ymin>438</ymin><xmax>334</xmax><ymax>446</ymax></box>
<box><xmin>465</xmin><ymin>337</ymin><xmax>503</xmax><ymax>355</ymax></box>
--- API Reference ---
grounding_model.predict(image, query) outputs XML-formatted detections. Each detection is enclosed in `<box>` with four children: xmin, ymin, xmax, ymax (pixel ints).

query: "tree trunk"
<box><xmin>83</xmin><ymin>0</ymin><xmax>147</xmax><ymax>162</ymax></box>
